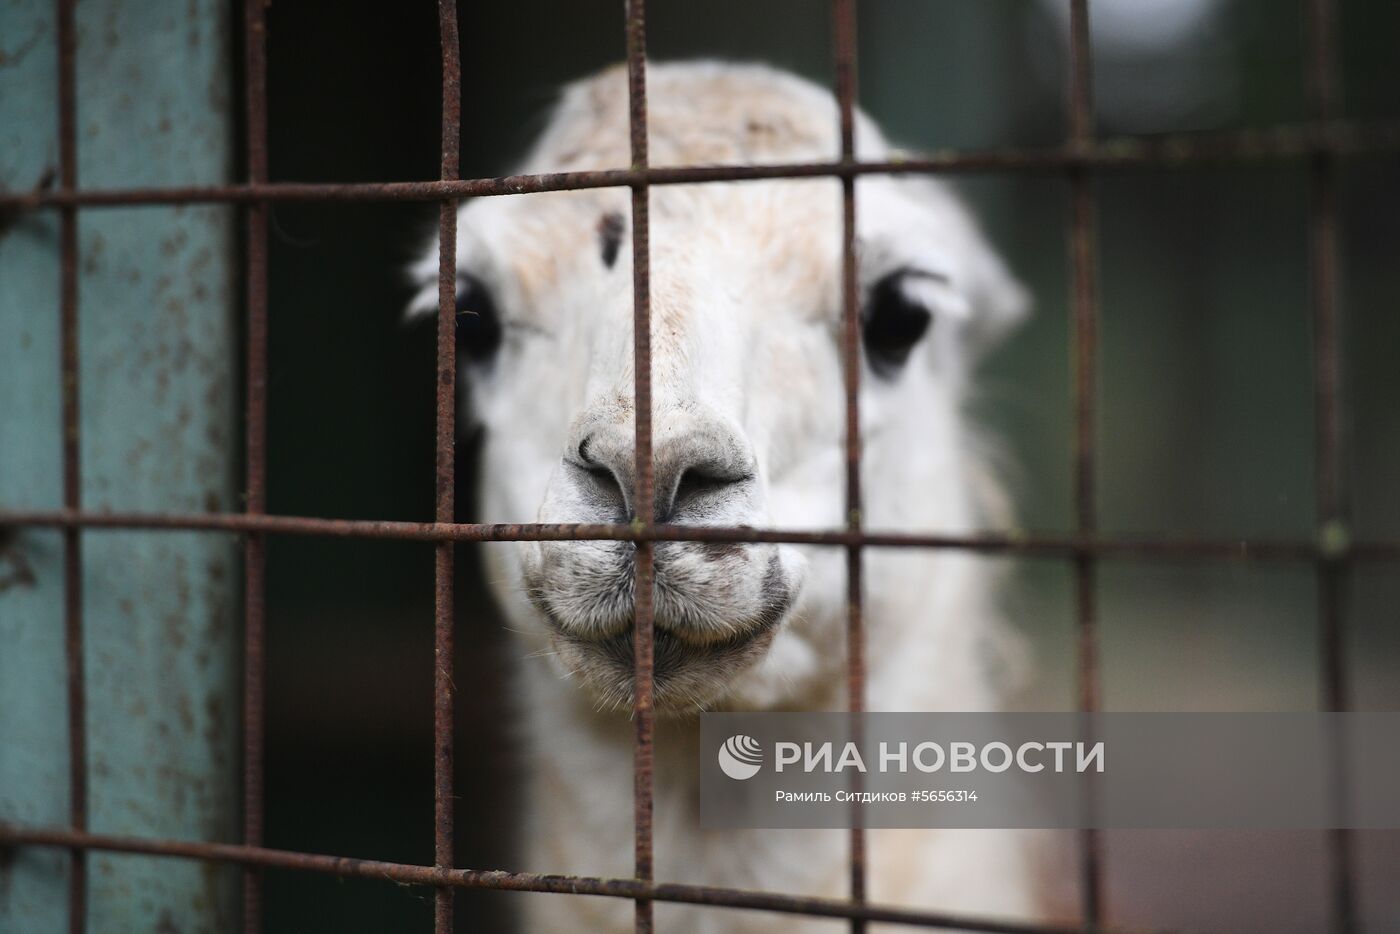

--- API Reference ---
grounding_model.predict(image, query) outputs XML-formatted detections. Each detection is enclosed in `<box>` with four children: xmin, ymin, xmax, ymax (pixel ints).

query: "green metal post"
<box><xmin>1</xmin><ymin>1</ymin><xmax>239</xmax><ymax>930</ymax></box>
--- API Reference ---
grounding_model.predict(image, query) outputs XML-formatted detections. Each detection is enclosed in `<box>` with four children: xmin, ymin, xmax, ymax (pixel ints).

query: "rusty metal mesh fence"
<box><xmin>2</xmin><ymin>0</ymin><xmax>1400</xmax><ymax>932</ymax></box>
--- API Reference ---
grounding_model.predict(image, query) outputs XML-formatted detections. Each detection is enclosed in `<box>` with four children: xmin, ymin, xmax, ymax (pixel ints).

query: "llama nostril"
<box><xmin>673</xmin><ymin>468</ymin><xmax>735</xmax><ymax>507</ymax></box>
<box><xmin>576</xmin><ymin>464</ymin><xmax>628</xmax><ymax>518</ymax></box>
<box><xmin>568</xmin><ymin>434</ymin><xmax>631</xmax><ymax>519</ymax></box>
<box><xmin>568</xmin><ymin>426</ymin><xmax>754</xmax><ymax>522</ymax></box>
<box><xmin>662</xmin><ymin>465</ymin><xmax>752</xmax><ymax>522</ymax></box>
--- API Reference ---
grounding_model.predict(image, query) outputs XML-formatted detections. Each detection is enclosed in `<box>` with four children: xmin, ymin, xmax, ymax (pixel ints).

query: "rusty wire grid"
<box><xmin>0</xmin><ymin>0</ymin><xmax>1394</xmax><ymax>932</ymax></box>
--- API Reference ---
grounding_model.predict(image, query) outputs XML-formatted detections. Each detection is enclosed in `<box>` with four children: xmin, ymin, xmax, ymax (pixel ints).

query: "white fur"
<box><xmin>410</xmin><ymin>61</ymin><xmax>1042</xmax><ymax>933</ymax></box>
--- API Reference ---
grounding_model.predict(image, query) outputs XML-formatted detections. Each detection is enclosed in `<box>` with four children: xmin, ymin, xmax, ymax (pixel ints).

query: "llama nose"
<box><xmin>570</xmin><ymin>422</ymin><xmax>756</xmax><ymax>523</ymax></box>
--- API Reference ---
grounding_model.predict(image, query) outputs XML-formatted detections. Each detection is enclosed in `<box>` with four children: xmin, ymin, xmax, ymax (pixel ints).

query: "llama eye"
<box><xmin>862</xmin><ymin>271</ymin><xmax>933</xmax><ymax>375</ymax></box>
<box><xmin>455</xmin><ymin>274</ymin><xmax>502</xmax><ymax>362</ymax></box>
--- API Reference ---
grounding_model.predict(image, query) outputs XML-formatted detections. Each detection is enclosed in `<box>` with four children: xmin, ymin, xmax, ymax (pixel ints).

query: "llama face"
<box><xmin>408</xmin><ymin>63</ymin><xmax>1025</xmax><ymax>712</ymax></box>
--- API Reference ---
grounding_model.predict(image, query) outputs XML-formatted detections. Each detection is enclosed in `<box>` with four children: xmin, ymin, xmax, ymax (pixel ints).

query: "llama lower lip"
<box><xmin>603</xmin><ymin>615</ymin><xmax>781</xmax><ymax>666</ymax></box>
<box><xmin>533</xmin><ymin>550</ymin><xmax>797</xmax><ymax>705</ymax></box>
<box><xmin>549</xmin><ymin>611</ymin><xmax>784</xmax><ymax>703</ymax></box>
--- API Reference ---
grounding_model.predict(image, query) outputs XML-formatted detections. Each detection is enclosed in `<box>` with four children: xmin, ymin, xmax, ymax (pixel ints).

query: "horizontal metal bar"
<box><xmin>1</xmin><ymin>508</ymin><xmax>1395</xmax><ymax>560</ymax></box>
<box><xmin>1</xmin><ymin>122</ymin><xmax>1397</xmax><ymax>211</ymax></box>
<box><xmin>0</xmin><ymin>824</ymin><xmax>1154</xmax><ymax>934</ymax></box>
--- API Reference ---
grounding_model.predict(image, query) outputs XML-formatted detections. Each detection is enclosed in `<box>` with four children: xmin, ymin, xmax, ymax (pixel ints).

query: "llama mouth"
<box><xmin>599</xmin><ymin>610</ymin><xmax>782</xmax><ymax>673</ymax></box>
<box><xmin>545</xmin><ymin>608</ymin><xmax>787</xmax><ymax>710</ymax></box>
<box><xmin>528</xmin><ymin>549</ymin><xmax>799</xmax><ymax>708</ymax></box>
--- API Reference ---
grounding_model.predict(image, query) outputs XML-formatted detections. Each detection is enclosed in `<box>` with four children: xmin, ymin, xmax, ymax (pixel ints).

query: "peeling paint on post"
<box><xmin>0</xmin><ymin>1</ymin><xmax>239</xmax><ymax>931</ymax></box>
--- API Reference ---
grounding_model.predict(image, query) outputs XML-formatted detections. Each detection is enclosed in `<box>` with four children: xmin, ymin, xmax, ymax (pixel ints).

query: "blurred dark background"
<box><xmin>252</xmin><ymin>1</ymin><xmax>1400</xmax><ymax>931</ymax></box>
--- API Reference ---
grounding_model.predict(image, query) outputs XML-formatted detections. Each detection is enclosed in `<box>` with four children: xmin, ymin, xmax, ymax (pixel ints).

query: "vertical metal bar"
<box><xmin>55</xmin><ymin>1</ymin><xmax>85</xmax><ymax>930</ymax></box>
<box><xmin>624</xmin><ymin>2</ymin><xmax>655</xmax><ymax>931</ymax></box>
<box><xmin>1304</xmin><ymin>1</ymin><xmax>1354</xmax><ymax>930</ymax></box>
<box><xmin>1066</xmin><ymin>0</ymin><xmax>1104</xmax><ymax>927</ymax></box>
<box><xmin>241</xmin><ymin>0</ymin><xmax>269</xmax><ymax>930</ymax></box>
<box><xmin>433</xmin><ymin>2</ymin><xmax>462</xmax><ymax>932</ymax></box>
<box><xmin>831</xmin><ymin>1</ymin><xmax>866</xmax><ymax>930</ymax></box>
<box><xmin>1307</xmin><ymin>6</ymin><xmax>1344</xmax><ymax>697</ymax></box>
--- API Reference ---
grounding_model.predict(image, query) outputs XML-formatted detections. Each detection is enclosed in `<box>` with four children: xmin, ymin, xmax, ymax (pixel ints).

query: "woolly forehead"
<box><xmin>410</xmin><ymin>180</ymin><xmax>842</xmax><ymax>324</ymax></box>
<box><xmin>406</xmin><ymin>173</ymin><xmax>1005</xmax><ymax>334</ymax></box>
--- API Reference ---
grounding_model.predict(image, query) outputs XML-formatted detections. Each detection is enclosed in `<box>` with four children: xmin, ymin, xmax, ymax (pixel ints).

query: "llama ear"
<box><xmin>403</xmin><ymin>247</ymin><xmax>444</xmax><ymax>322</ymax></box>
<box><xmin>873</xmin><ymin>175</ymin><xmax>1030</xmax><ymax>364</ymax></box>
<box><xmin>956</xmin><ymin>227</ymin><xmax>1030</xmax><ymax>362</ymax></box>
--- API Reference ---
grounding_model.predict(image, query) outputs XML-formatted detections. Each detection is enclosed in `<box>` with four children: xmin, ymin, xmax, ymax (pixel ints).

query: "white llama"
<box><xmin>410</xmin><ymin>61</ymin><xmax>1041</xmax><ymax>933</ymax></box>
